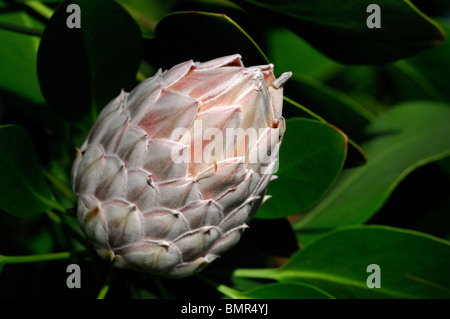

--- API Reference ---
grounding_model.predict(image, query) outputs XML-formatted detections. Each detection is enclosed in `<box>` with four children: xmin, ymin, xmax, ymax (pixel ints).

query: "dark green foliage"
<box><xmin>0</xmin><ymin>0</ymin><xmax>449</xmax><ymax>299</ymax></box>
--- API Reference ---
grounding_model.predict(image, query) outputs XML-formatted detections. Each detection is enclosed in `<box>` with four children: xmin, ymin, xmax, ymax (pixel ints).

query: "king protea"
<box><xmin>72</xmin><ymin>54</ymin><xmax>291</xmax><ymax>277</ymax></box>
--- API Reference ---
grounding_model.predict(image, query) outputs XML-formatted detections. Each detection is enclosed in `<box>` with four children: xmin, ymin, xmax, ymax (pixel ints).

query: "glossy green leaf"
<box><xmin>0</xmin><ymin>9</ymin><xmax>45</xmax><ymax>104</ymax></box>
<box><xmin>379</xmin><ymin>62</ymin><xmax>443</xmax><ymax>105</ymax></box>
<box><xmin>235</xmin><ymin>0</ymin><xmax>445</xmax><ymax>64</ymax></box>
<box><xmin>0</xmin><ymin>125</ymin><xmax>63</xmax><ymax>217</ymax></box>
<box><xmin>234</xmin><ymin>282</ymin><xmax>334</xmax><ymax>299</ymax></box>
<box><xmin>266</xmin><ymin>27</ymin><xmax>342</xmax><ymax>81</ymax></box>
<box><xmin>293</xmin><ymin>101</ymin><xmax>450</xmax><ymax>244</ymax></box>
<box><xmin>385</xmin><ymin>18</ymin><xmax>450</xmax><ymax>104</ymax></box>
<box><xmin>285</xmin><ymin>76</ymin><xmax>376</xmax><ymax>140</ymax></box>
<box><xmin>257</xmin><ymin>118</ymin><xmax>347</xmax><ymax>219</ymax></box>
<box><xmin>234</xmin><ymin>226</ymin><xmax>450</xmax><ymax>298</ymax></box>
<box><xmin>283</xmin><ymin>98</ymin><xmax>368</xmax><ymax>168</ymax></box>
<box><xmin>0</xmin><ymin>4</ymin><xmax>64</xmax><ymax>129</ymax></box>
<box><xmin>324</xmin><ymin>19</ymin><xmax>450</xmax><ymax>109</ymax></box>
<box><xmin>116</xmin><ymin>0</ymin><xmax>178</xmax><ymax>37</ymax></box>
<box><xmin>37</xmin><ymin>0</ymin><xmax>142</xmax><ymax>128</ymax></box>
<box><xmin>152</xmin><ymin>11</ymin><xmax>269</xmax><ymax>69</ymax></box>
<box><xmin>321</xmin><ymin>65</ymin><xmax>380</xmax><ymax>106</ymax></box>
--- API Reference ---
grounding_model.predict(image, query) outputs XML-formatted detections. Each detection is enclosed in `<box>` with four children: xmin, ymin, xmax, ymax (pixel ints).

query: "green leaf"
<box><xmin>0</xmin><ymin>4</ymin><xmax>63</xmax><ymax>129</ymax></box>
<box><xmin>257</xmin><ymin>118</ymin><xmax>347</xmax><ymax>219</ymax></box>
<box><xmin>283</xmin><ymin>98</ymin><xmax>368</xmax><ymax>168</ymax></box>
<box><xmin>221</xmin><ymin>282</ymin><xmax>334</xmax><ymax>299</ymax></box>
<box><xmin>29</xmin><ymin>228</ymin><xmax>54</xmax><ymax>254</ymax></box>
<box><xmin>386</xmin><ymin>18</ymin><xmax>450</xmax><ymax>104</ymax></box>
<box><xmin>293</xmin><ymin>101</ymin><xmax>450</xmax><ymax>244</ymax></box>
<box><xmin>285</xmin><ymin>75</ymin><xmax>376</xmax><ymax>140</ymax></box>
<box><xmin>379</xmin><ymin>61</ymin><xmax>444</xmax><ymax>105</ymax></box>
<box><xmin>236</xmin><ymin>0</ymin><xmax>445</xmax><ymax>64</ymax></box>
<box><xmin>0</xmin><ymin>9</ymin><xmax>45</xmax><ymax>104</ymax></box>
<box><xmin>326</xmin><ymin>19</ymin><xmax>450</xmax><ymax>109</ymax></box>
<box><xmin>238</xmin><ymin>282</ymin><xmax>334</xmax><ymax>299</ymax></box>
<box><xmin>37</xmin><ymin>0</ymin><xmax>142</xmax><ymax>128</ymax></box>
<box><xmin>229</xmin><ymin>276</ymin><xmax>267</xmax><ymax>293</ymax></box>
<box><xmin>0</xmin><ymin>125</ymin><xmax>63</xmax><ymax>217</ymax></box>
<box><xmin>152</xmin><ymin>11</ymin><xmax>269</xmax><ymax>69</ymax></box>
<box><xmin>234</xmin><ymin>226</ymin><xmax>450</xmax><ymax>298</ymax></box>
<box><xmin>266</xmin><ymin>27</ymin><xmax>342</xmax><ymax>81</ymax></box>
<box><xmin>345</xmin><ymin>138</ymin><xmax>368</xmax><ymax>168</ymax></box>
<box><xmin>116</xmin><ymin>0</ymin><xmax>178</xmax><ymax>37</ymax></box>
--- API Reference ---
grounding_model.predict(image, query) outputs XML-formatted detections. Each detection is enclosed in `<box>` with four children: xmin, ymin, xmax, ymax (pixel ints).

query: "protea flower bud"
<box><xmin>72</xmin><ymin>54</ymin><xmax>291</xmax><ymax>277</ymax></box>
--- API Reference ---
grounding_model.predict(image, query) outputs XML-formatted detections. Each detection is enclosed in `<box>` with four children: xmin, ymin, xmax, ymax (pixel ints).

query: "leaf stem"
<box><xmin>97</xmin><ymin>267</ymin><xmax>115</xmax><ymax>299</ymax></box>
<box><xmin>196</xmin><ymin>274</ymin><xmax>244</xmax><ymax>299</ymax></box>
<box><xmin>43</xmin><ymin>170</ymin><xmax>76</xmax><ymax>203</ymax></box>
<box><xmin>23</xmin><ymin>1</ymin><xmax>54</xmax><ymax>20</ymax></box>
<box><xmin>283</xmin><ymin>96</ymin><xmax>327</xmax><ymax>123</ymax></box>
<box><xmin>0</xmin><ymin>249</ymin><xmax>92</xmax><ymax>264</ymax></box>
<box><xmin>222</xmin><ymin>14</ymin><xmax>270</xmax><ymax>64</ymax></box>
<box><xmin>0</xmin><ymin>20</ymin><xmax>43</xmax><ymax>37</ymax></box>
<box><xmin>45</xmin><ymin>198</ymin><xmax>67</xmax><ymax>214</ymax></box>
<box><xmin>45</xmin><ymin>209</ymin><xmax>61</xmax><ymax>224</ymax></box>
<box><xmin>233</xmin><ymin>268</ymin><xmax>278</xmax><ymax>281</ymax></box>
<box><xmin>45</xmin><ymin>210</ymin><xmax>91</xmax><ymax>247</ymax></box>
<box><xmin>216</xmin><ymin>285</ymin><xmax>246</xmax><ymax>299</ymax></box>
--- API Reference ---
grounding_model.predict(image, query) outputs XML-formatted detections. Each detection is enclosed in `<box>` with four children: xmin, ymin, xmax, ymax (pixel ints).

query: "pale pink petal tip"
<box><xmin>273</xmin><ymin>71</ymin><xmax>292</xmax><ymax>88</ymax></box>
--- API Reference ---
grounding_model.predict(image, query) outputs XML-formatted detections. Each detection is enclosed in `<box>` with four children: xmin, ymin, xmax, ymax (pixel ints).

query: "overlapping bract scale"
<box><xmin>73</xmin><ymin>54</ymin><xmax>291</xmax><ymax>277</ymax></box>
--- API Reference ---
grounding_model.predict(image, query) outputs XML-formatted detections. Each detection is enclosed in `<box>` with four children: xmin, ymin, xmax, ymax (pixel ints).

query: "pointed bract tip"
<box><xmin>272</xmin><ymin>72</ymin><xmax>292</xmax><ymax>89</ymax></box>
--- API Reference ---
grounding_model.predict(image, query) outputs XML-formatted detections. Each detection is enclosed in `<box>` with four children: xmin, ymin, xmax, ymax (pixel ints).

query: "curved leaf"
<box><xmin>293</xmin><ymin>101</ymin><xmax>450</xmax><ymax>244</ymax></box>
<box><xmin>152</xmin><ymin>11</ymin><xmax>269</xmax><ymax>69</ymax></box>
<box><xmin>257</xmin><ymin>118</ymin><xmax>347</xmax><ymax>219</ymax></box>
<box><xmin>0</xmin><ymin>125</ymin><xmax>62</xmax><ymax>217</ymax></box>
<box><xmin>116</xmin><ymin>0</ymin><xmax>178</xmax><ymax>37</ymax></box>
<box><xmin>386</xmin><ymin>18</ymin><xmax>450</xmax><ymax>104</ymax></box>
<box><xmin>234</xmin><ymin>226</ymin><xmax>450</xmax><ymax>298</ymax></box>
<box><xmin>0</xmin><ymin>9</ymin><xmax>44</xmax><ymax>104</ymax></box>
<box><xmin>0</xmin><ymin>6</ymin><xmax>63</xmax><ymax>129</ymax></box>
<box><xmin>235</xmin><ymin>0</ymin><xmax>446</xmax><ymax>63</ymax></box>
<box><xmin>283</xmin><ymin>98</ymin><xmax>367</xmax><ymax>168</ymax></box>
<box><xmin>239</xmin><ymin>282</ymin><xmax>334</xmax><ymax>299</ymax></box>
<box><xmin>266</xmin><ymin>27</ymin><xmax>342</xmax><ymax>81</ymax></box>
<box><xmin>37</xmin><ymin>0</ymin><xmax>142</xmax><ymax>128</ymax></box>
<box><xmin>285</xmin><ymin>75</ymin><xmax>375</xmax><ymax>140</ymax></box>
